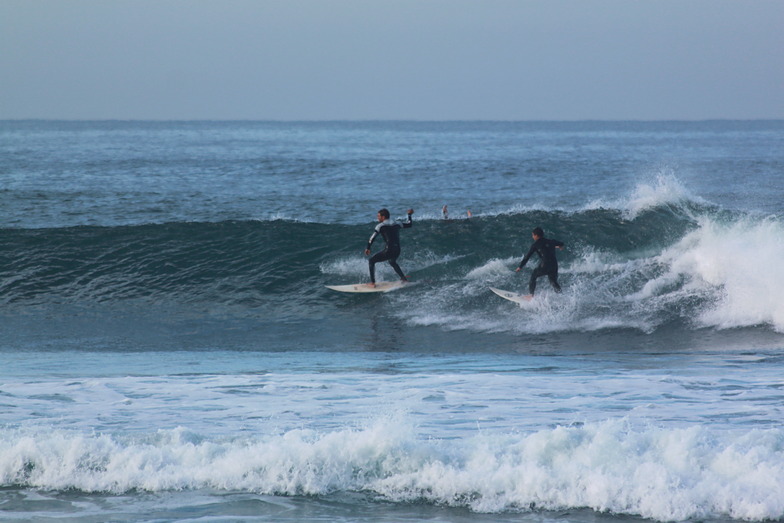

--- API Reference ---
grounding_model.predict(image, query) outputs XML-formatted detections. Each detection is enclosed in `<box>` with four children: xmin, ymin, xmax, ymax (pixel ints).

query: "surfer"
<box><xmin>516</xmin><ymin>226</ymin><xmax>564</xmax><ymax>297</ymax></box>
<box><xmin>443</xmin><ymin>205</ymin><xmax>472</xmax><ymax>220</ymax></box>
<box><xmin>365</xmin><ymin>208</ymin><xmax>414</xmax><ymax>287</ymax></box>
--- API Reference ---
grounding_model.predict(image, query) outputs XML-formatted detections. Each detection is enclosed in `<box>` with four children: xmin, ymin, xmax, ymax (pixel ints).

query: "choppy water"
<box><xmin>1</xmin><ymin>120</ymin><xmax>783</xmax><ymax>522</ymax></box>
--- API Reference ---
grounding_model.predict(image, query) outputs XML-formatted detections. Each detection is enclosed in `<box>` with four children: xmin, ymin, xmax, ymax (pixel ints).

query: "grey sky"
<box><xmin>1</xmin><ymin>0</ymin><xmax>782</xmax><ymax>120</ymax></box>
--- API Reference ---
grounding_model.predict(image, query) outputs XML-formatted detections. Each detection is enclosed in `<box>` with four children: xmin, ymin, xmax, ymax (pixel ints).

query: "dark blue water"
<box><xmin>3</xmin><ymin>120</ymin><xmax>782</xmax><ymax>229</ymax></box>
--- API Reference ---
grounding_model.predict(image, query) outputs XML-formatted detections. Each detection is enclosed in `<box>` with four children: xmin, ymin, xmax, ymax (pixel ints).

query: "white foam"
<box><xmin>465</xmin><ymin>258</ymin><xmax>517</xmax><ymax>280</ymax></box>
<box><xmin>2</xmin><ymin>419</ymin><xmax>783</xmax><ymax>521</ymax></box>
<box><xmin>568</xmin><ymin>248</ymin><xmax>631</xmax><ymax>275</ymax></box>
<box><xmin>625</xmin><ymin>172</ymin><xmax>693</xmax><ymax>217</ymax></box>
<box><xmin>648</xmin><ymin>216</ymin><xmax>784</xmax><ymax>332</ymax></box>
<box><xmin>400</xmin><ymin>249</ymin><xmax>658</xmax><ymax>335</ymax></box>
<box><xmin>585</xmin><ymin>171</ymin><xmax>698</xmax><ymax>219</ymax></box>
<box><xmin>252</xmin><ymin>213</ymin><xmax>315</xmax><ymax>223</ymax></box>
<box><xmin>319</xmin><ymin>256</ymin><xmax>367</xmax><ymax>277</ymax></box>
<box><xmin>409</xmin><ymin>251</ymin><xmax>466</xmax><ymax>272</ymax></box>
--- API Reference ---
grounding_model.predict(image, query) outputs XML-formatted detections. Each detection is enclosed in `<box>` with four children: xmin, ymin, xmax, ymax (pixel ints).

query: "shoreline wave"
<box><xmin>1</xmin><ymin>419</ymin><xmax>782</xmax><ymax>521</ymax></box>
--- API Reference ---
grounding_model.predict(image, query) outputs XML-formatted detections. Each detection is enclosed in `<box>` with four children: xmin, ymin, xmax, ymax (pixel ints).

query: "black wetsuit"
<box><xmin>367</xmin><ymin>214</ymin><xmax>413</xmax><ymax>283</ymax></box>
<box><xmin>519</xmin><ymin>236</ymin><xmax>564</xmax><ymax>295</ymax></box>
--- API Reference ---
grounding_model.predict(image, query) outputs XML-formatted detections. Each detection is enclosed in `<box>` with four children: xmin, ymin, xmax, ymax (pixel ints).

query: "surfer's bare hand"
<box><xmin>364</xmin><ymin>249</ymin><xmax>370</xmax><ymax>256</ymax></box>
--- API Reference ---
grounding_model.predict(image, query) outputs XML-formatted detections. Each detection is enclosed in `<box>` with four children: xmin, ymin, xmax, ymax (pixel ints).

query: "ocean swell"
<box><xmin>2</xmin><ymin>198</ymin><xmax>783</xmax><ymax>335</ymax></box>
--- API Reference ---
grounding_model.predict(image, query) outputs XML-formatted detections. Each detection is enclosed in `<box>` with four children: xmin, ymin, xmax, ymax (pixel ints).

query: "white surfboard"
<box><xmin>326</xmin><ymin>281</ymin><xmax>416</xmax><ymax>293</ymax></box>
<box><xmin>489</xmin><ymin>287</ymin><xmax>533</xmax><ymax>304</ymax></box>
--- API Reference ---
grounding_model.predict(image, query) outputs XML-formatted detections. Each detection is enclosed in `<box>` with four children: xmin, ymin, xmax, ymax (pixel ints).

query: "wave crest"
<box><xmin>2</xmin><ymin>419</ymin><xmax>783</xmax><ymax>521</ymax></box>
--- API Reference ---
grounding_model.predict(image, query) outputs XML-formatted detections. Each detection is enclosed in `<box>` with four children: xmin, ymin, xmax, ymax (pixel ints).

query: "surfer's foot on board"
<box><xmin>367</xmin><ymin>282</ymin><xmax>376</xmax><ymax>288</ymax></box>
<box><xmin>524</xmin><ymin>294</ymin><xmax>533</xmax><ymax>301</ymax></box>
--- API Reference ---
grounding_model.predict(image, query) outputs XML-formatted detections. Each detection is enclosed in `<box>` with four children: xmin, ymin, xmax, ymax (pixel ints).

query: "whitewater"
<box><xmin>1</xmin><ymin>120</ymin><xmax>783</xmax><ymax>522</ymax></box>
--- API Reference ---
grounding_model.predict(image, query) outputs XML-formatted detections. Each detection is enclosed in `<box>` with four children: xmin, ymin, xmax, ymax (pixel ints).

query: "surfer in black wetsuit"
<box><xmin>516</xmin><ymin>227</ymin><xmax>564</xmax><ymax>297</ymax></box>
<box><xmin>365</xmin><ymin>208</ymin><xmax>414</xmax><ymax>287</ymax></box>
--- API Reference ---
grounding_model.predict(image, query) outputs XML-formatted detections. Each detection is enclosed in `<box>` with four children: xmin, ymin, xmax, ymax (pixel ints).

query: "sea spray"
<box><xmin>2</xmin><ymin>420</ymin><xmax>783</xmax><ymax>521</ymax></box>
<box><xmin>650</xmin><ymin>216</ymin><xmax>784</xmax><ymax>332</ymax></box>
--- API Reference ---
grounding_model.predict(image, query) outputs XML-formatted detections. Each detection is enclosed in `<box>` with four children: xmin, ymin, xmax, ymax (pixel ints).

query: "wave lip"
<box><xmin>584</xmin><ymin>171</ymin><xmax>703</xmax><ymax>220</ymax></box>
<box><xmin>2</xmin><ymin>420</ymin><xmax>783</xmax><ymax>521</ymax></box>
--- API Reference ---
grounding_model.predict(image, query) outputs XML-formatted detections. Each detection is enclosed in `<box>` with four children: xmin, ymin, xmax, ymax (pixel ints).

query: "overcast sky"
<box><xmin>1</xmin><ymin>0</ymin><xmax>782</xmax><ymax>120</ymax></box>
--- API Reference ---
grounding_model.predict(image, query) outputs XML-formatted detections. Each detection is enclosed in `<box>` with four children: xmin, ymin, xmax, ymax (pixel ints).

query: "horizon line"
<box><xmin>3</xmin><ymin>118</ymin><xmax>783</xmax><ymax>123</ymax></box>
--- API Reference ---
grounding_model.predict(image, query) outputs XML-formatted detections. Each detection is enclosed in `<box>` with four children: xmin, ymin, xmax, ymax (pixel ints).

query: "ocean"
<box><xmin>1</xmin><ymin>120</ymin><xmax>783</xmax><ymax>522</ymax></box>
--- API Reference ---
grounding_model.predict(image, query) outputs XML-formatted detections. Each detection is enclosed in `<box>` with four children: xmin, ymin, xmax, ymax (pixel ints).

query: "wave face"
<box><xmin>3</xmin><ymin>187</ymin><xmax>783</xmax><ymax>339</ymax></box>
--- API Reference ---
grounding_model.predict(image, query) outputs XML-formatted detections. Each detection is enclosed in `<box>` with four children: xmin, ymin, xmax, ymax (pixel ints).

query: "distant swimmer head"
<box><xmin>532</xmin><ymin>226</ymin><xmax>544</xmax><ymax>238</ymax></box>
